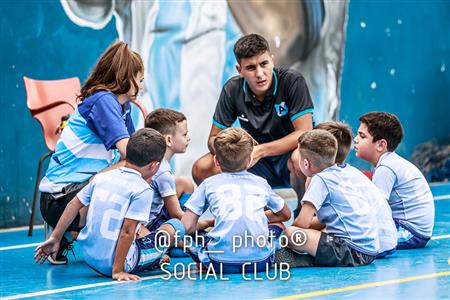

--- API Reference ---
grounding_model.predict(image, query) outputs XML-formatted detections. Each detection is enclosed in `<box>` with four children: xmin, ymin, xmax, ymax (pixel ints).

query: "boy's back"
<box><xmin>373</xmin><ymin>152</ymin><xmax>435</xmax><ymax>238</ymax></box>
<box><xmin>185</xmin><ymin>171</ymin><xmax>285</xmax><ymax>262</ymax></box>
<box><xmin>305</xmin><ymin>164</ymin><xmax>391</xmax><ymax>256</ymax></box>
<box><xmin>76</xmin><ymin>167</ymin><xmax>153</xmax><ymax>276</ymax></box>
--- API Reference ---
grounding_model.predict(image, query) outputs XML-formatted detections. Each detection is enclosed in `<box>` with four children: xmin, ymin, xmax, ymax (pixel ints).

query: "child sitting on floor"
<box><xmin>354</xmin><ymin>112</ymin><xmax>434</xmax><ymax>249</ymax></box>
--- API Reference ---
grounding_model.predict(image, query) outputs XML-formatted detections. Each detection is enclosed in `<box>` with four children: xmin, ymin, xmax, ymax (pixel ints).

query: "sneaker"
<box><xmin>274</xmin><ymin>248</ymin><xmax>314</xmax><ymax>268</ymax></box>
<box><xmin>48</xmin><ymin>235</ymin><xmax>74</xmax><ymax>265</ymax></box>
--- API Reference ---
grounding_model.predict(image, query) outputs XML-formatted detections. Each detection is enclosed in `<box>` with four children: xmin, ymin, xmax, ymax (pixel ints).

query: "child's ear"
<box><xmin>149</xmin><ymin>161</ymin><xmax>161</xmax><ymax>175</ymax></box>
<box><xmin>303</xmin><ymin>158</ymin><xmax>310</xmax><ymax>170</ymax></box>
<box><xmin>165</xmin><ymin>135</ymin><xmax>172</xmax><ymax>147</ymax></box>
<box><xmin>245</xmin><ymin>156</ymin><xmax>253</xmax><ymax>169</ymax></box>
<box><xmin>213</xmin><ymin>155</ymin><xmax>220</xmax><ymax>167</ymax></box>
<box><xmin>376</xmin><ymin>139</ymin><xmax>388</xmax><ymax>152</ymax></box>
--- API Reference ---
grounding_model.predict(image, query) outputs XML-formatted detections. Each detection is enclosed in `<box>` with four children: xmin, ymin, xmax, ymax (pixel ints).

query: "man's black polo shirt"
<box><xmin>213</xmin><ymin>67</ymin><xmax>314</xmax><ymax>144</ymax></box>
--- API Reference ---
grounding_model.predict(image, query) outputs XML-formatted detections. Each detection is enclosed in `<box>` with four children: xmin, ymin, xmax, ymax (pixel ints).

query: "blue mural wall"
<box><xmin>340</xmin><ymin>1</ymin><xmax>450</xmax><ymax>169</ymax></box>
<box><xmin>0</xmin><ymin>1</ymin><xmax>117</xmax><ymax>228</ymax></box>
<box><xmin>0</xmin><ymin>0</ymin><xmax>449</xmax><ymax>228</ymax></box>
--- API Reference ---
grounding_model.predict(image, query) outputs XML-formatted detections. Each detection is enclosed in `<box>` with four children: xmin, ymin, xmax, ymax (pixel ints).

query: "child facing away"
<box><xmin>280</xmin><ymin>129</ymin><xmax>384</xmax><ymax>267</ymax></box>
<box><xmin>181</xmin><ymin>128</ymin><xmax>291</xmax><ymax>274</ymax></box>
<box><xmin>38</xmin><ymin>40</ymin><xmax>144</xmax><ymax>264</ymax></box>
<box><xmin>315</xmin><ymin>121</ymin><xmax>397</xmax><ymax>257</ymax></box>
<box><xmin>35</xmin><ymin>129</ymin><xmax>185</xmax><ymax>281</ymax></box>
<box><xmin>354</xmin><ymin>112</ymin><xmax>435</xmax><ymax>249</ymax></box>
<box><xmin>144</xmin><ymin>109</ymin><xmax>213</xmax><ymax>232</ymax></box>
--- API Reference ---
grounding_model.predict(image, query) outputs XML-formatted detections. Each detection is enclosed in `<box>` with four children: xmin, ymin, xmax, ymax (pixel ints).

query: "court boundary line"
<box><xmin>1</xmin><ymin>233</ymin><xmax>450</xmax><ymax>252</ymax></box>
<box><xmin>0</xmin><ymin>225</ymin><xmax>43</xmax><ymax>233</ymax></box>
<box><xmin>0</xmin><ymin>243</ymin><xmax>41</xmax><ymax>251</ymax></box>
<box><xmin>3</xmin><ymin>270</ymin><xmax>199</xmax><ymax>300</ymax></box>
<box><xmin>269</xmin><ymin>271</ymin><xmax>450</xmax><ymax>300</ymax></box>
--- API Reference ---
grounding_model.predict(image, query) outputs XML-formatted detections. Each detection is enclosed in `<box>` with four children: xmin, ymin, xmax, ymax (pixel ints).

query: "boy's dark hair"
<box><xmin>79</xmin><ymin>40</ymin><xmax>144</xmax><ymax>101</ymax></box>
<box><xmin>145</xmin><ymin>108</ymin><xmax>186</xmax><ymax>135</ymax></box>
<box><xmin>359</xmin><ymin>112</ymin><xmax>404</xmax><ymax>151</ymax></box>
<box><xmin>298</xmin><ymin>129</ymin><xmax>338</xmax><ymax>169</ymax></box>
<box><xmin>126</xmin><ymin>128</ymin><xmax>166</xmax><ymax>167</ymax></box>
<box><xmin>214</xmin><ymin>128</ymin><xmax>257</xmax><ymax>172</ymax></box>
<box><xmin>233</xmin><ymin>34</ymin><xmax>270</xmax><ymax>63</ymax></box>
<box><xmin>315</xmin><ymin>122</ymin><xmax>352</xmax><ymax>164</ymax></box>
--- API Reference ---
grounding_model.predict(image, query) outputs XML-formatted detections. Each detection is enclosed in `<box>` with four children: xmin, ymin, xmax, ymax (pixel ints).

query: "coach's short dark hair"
<box><xmin>359</xmin><ymin>112</ymin><xmax>404</xmax><ymax>151</ymax></box>
<box><xmin>126</xmin><ymin>128</ymin><xmax>166</xmax><ymax>167</ymax></box>
<box><xmin>315</xmin><ymin>121</ymin><xmax>353</xmax><ymax>164</ymax></box>
<box><xmin>234</xmin><ymin>34</ymin><xmax>270</xmax><ymax>62</ymax></box>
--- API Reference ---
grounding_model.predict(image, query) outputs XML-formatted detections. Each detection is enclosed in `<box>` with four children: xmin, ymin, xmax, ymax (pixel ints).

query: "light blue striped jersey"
<box><xmin>373</xmin><ymin>152</ymin><xmax>434</xmax><ymax>238</ymax></box>
<box><xmin>76</xmin><ymin>167</ymin><xmax>154</xmax><ymax>276</ymax></box>
<box><xmin>147</xmin><ymin>159</ymin><xmax>176</xmax><ymax>225</ymax></box>
<box><xmin>39</xmin><ymin>91</ymin><xmax>135</xmax><ymax>193</ymax></box>
<box><xmin>185</xmin><ymin>171</ymin><xmax>285</xmax><ymax>263</ymax></box>
<box><xmin>302</xmin><ymin>164</ymin><xmax>387</xmax><ymax>256</ymax></box>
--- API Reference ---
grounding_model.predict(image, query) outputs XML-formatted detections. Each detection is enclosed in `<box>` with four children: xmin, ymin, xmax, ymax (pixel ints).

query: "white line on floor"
<box><xmin>4</xmin><ymin>270</ymin><xmax>198</xmax><ymax>300</ymax></box>
<box><xmin>0</xmin><ymin>243</ymin><xmax>41</xmax><ymax>251</ymax></box>
<box><xmin>0</xmin><ymin>225</ymin><xmax>43</xmax><ymax>233</ymax></box>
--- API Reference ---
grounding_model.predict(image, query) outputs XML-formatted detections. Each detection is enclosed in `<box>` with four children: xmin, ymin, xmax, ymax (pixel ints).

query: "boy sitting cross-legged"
<box><xmin>144</xmin><ymin>108</ymin><xmax>213</xmax><ymax>233</ymax></box>
<box><xmin>354</xmin><ymin>112</ymin><xmax>434</xmax><ymax>249</ymax></box>
<box><xmin>182</xmin><ymin>128</ymin><xmax>291</xmax><ymax>274</ymax></box>
<box><xmin>35</xmin><ymin>128</ymin><xmax>185</xmax><ymax>281</ymax></box>
<box><xmin>280</xmin><ymin>129</ymin><xmax>382</xmax><ymax>267</ymax></box>
<box><xmin>315</xmin><ymin>121</ymin><xmax>397</xmax><ymax>257</ymax></box>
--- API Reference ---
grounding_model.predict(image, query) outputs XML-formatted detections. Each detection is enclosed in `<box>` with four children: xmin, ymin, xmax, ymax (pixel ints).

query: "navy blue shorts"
<box><xmin>396</xmin><ymin>222</ymin><xmax>430</xmax><ymax>250</ymax></box>
<box><xmin>248</xmin><ymin>153</ymin><xmax>291</xmax><ymax>189</ymax></box>
<box><xmin>146</xmin><ymin>207</ymin><xmax>171</xmax><ymax>232</ymax></box>
<box><xmin>188</xmin><ymin>225</ymin><xmax>283</xmax><ymax>274</ymax></box>
<box><xmin>131</xmin><ymin>219</ymin><xmax>185</xmax><ymax>274</ymax></box>
<box><xmin>146</xmin><ymin>195</ymin><xmax>192</xmax><ymax>232</ymax></box>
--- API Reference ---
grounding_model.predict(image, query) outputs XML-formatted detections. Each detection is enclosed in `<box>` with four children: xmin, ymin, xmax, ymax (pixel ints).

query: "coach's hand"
<box><xmin>249</xmin><ymin>145</ymin><xmax>265</xmax><ymax>168</ymax></box>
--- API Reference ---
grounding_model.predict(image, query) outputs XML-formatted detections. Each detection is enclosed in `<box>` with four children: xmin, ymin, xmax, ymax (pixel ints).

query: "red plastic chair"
<box><xmin>24</xmin><ymin>76</ymin><xmax>149</xmax><ymax>236</ymax></box>
<box><xmin>23</xmin><ymin>76</ymin><xmax>81</xmax><ymax>236</ymax></box>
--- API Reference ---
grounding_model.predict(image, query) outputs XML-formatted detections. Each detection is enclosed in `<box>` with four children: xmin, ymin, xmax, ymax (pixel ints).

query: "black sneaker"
<box><xmin>274</xmin><ymin>248</ymin><xmax>315</xmax><ymax>268</ymax></box>
<box><xmin>48</xmin><ymin>235</ymin><xmax>74</xmax><ymax>265</ymax></box>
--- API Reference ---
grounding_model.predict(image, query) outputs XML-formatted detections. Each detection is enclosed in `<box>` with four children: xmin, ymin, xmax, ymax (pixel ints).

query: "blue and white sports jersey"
<box><xmin>373</xmin><ymin>152</ymin><xmax>434</xmax><ymax>238</ymax></box>
<box><xmin>76</xmin><ymin>167</ymin><xmax>153</xmax><ymax>276</ymax></box>
<box><xmin>39</xmin><ymin>91</ymin><xmax>135</xmax><ymax>193</ymax></box>
<box><xmin>147</xmin><ymin>159</ymin><xmax>177</xmax><ymax>225</ymax></box>
<box><xmin>185</xmin><ymin>171</ymin><xmax>285</xmax><ymax>263</ymax></box>
<box><xmin>302</xmin><ymin>164</ymin><xmax>385</xmax><ymax>256</ymax></box>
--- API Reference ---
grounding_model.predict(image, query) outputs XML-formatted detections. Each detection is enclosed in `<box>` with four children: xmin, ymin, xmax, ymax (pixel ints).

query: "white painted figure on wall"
<box><xmin>60</xmin><ymin>0</ymin><xmax>347</xmax><ymax>176</ymax></box>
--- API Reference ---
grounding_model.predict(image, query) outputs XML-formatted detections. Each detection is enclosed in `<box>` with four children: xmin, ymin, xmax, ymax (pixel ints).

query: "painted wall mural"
<box><xmin>1</xmin><ymin>1</ymin><xmax>449</xmax><ymax>228</ymax></box>
<box><xmin>60</xmin><ymin>0</ymin><xmax>347</xmax><ymax>176</ymax></box>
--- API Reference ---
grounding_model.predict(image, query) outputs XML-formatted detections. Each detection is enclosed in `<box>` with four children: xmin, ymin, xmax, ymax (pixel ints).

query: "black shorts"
<box><xmin>248</xmin><ymin>153</ymin><xmax>291</xmax><ymax>188</ymax></box>
<box><xmin>40</xmin><ymin>181</ymin><xmax>88</xmax><ymax>231</ymax></box>
<box><xmin>276</xmin><ymin>232</ymin><xmax>376</xmax><ymax>268</ymax></box>
<box><xmin>314</xmin><ymin>232</ymin><xmax>376</xmax><ymax>267</ymax></box>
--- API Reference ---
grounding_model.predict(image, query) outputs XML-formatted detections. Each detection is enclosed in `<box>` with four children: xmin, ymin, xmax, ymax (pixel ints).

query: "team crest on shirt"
<box><xmin>274</xmin><ymin>101</ymin><xmax>288</xmax><ymax>117</ymax></box>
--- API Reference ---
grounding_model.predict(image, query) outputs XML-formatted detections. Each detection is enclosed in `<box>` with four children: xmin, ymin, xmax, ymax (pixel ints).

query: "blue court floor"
<box><xmin>1</xmin><ymin>183</ymin><xmax>449</xmax><ymax>299</ymax></box>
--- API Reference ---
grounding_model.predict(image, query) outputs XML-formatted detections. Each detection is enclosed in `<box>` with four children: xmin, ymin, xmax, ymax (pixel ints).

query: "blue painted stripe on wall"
<box><xmin>148</xmin><ymin>0</ymin><xmax>191</xmax><ymax>111</ymax></box>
